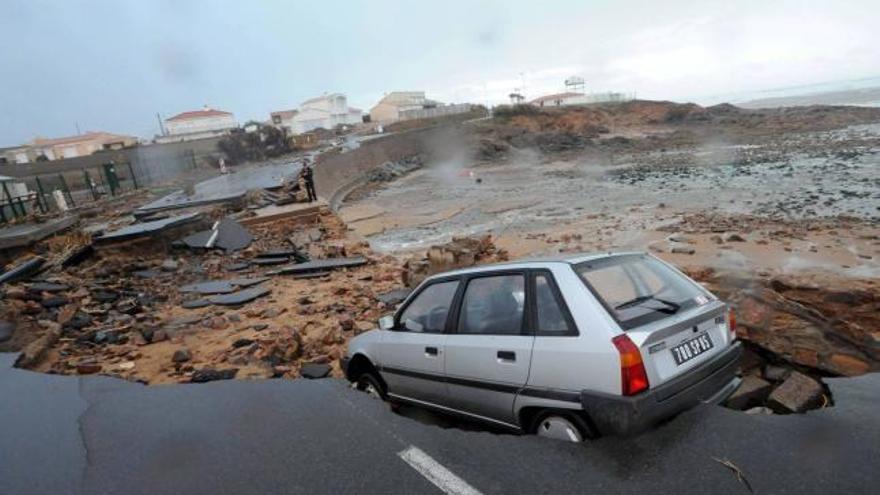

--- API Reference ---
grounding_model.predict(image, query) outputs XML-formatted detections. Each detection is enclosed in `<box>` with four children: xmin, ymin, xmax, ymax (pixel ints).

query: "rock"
<box><xmin>76</xmin><ymin>363</ymin><xmax>102</xmax><ymax>374</ymax></box>
<box><xmin>252</xmin><ymin>324</ymin><xmax>269</xmax><ymax>331</ymax></box>
<box><xmin>763</xmin><ymin>364</ymin><xmax>790</xmax><ymax>382</ymax></box>
<box><xmin>172</xmin><ymin>348</ymin><xmax>192</xmax><ymax>363</ymax></box>
<box><xmin>667</xmin><ymin>233</ymin><xmax>692</xmax><ymax>243</ymax></box>
<box><xmin>232</xmin><ymin>338</ymin><xmax>254</xmax><ymax>349</ymax></box>
<box><xmin>725</xmin><ymin>375</ymin><xmax>773</xmax><ymax>410</ymax></box>
<box><xmin>828</xmin><ymin>353</ymin><xmax>870</xmax><ymax>376</ymax></box>
<box><xmin>0</xmin><ymin>321</ymin><xmax>15</xmax><ymax>343</ymax></box>
<box><xmin>339</xmin><ymin>316</ymin><xmax>355</xmax><ymax>331</ymax></box>
<box><xmin>161</xmin><ymin>259</ymin><xmax>179</xmax><ymax>272</ymax></box>
<box><xmin>300</xmin><ymin>362</ymin><xmax>331</xmax><ymax>379</ymax></box>
<box><xmin>5</xmin><ymin>287</ymin><xmax>27</xmax><ymax>300</ymax></box>
<box><xmin>191</xmin><ymin>368</ymin><xmax>238</xmax><ymax>383</ymax></box>
<box><xmin>670</xmin><ymin>244</ymin><xmax>695</xmax><ymax>255</ymax></box>
<box><xmin>56</xmin><ymin>305</ymin><xmax>78</xmax><ymax>326</ymax></box>
<box><xmin>41</xmin><ymin>296</ymin><xmax>69</xmax><ymax>308</ymax></box>
<box><xmin>709</xmin><ymin>235</ymin><xmax>724</xmax><ymax>245</ymax></box>
<box><xmin>767</xmin><ymin>371</ymin><xmax>824</xmax><ymax>413</ymax></box>
<box><xmin>117</xmin><ymin>361</ymin><xmax>136</xmax><ymax>371</ymax></box>
<box><xmin>723</xmin><ymin>232</ymin><xmax>747</xmax><ymax>242</ymax></box>
<box><xmin>150</xmin><ymin>329</ymin><xmax>168</xmax><ymax>343</ymax></box>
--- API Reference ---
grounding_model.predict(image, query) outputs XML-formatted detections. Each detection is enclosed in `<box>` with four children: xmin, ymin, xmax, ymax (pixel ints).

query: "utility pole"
<box><xmin>156</xmin><ymin>113</ymin><xmax>165</xmax><ymax>136</ymax></box>
<box><xmin>75</xmin><ymin>122</ymin><xmax>81</xmax><ymax>135</ymax></box>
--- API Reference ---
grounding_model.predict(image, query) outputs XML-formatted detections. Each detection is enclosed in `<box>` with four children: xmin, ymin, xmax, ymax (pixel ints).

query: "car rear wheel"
<box><xmin>356</xmin><ymin>372</ymin><xmax>387</xmax><ymax>401</ymax></box>
<box><xmin>532</xmin><ymin>411</ymin><xmax>592</xmax><ymax>442</ymax></box>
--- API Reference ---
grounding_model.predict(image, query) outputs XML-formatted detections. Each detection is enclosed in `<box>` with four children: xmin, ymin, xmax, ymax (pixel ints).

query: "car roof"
<box><xmin>426</xmin><ymin>250</ymin><xmax>646</xmax><ymax>280</ymax></box>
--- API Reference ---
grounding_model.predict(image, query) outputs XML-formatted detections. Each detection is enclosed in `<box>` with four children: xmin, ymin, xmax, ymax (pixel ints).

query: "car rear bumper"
<box><xmin>580</xmin><ymin>341</ymin><xmax>742</xmax><ymax>436</ymax></box>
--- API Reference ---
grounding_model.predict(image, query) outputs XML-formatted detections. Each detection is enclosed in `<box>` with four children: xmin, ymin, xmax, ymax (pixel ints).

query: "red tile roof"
<box><xmin>166</xmin><ymin>109</ymin><xmax>233</xmax><ymax>122</ymax></box>
<box><xmin>31</xmin><ymin>132</ymin><xmax>135</xmax><ymax>147</ymax></box>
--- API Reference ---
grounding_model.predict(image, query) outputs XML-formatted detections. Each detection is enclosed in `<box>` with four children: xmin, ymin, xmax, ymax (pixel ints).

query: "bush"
<box><xmin>493</xmin><ymin>104</ymin><xmax>540</xmax><ymax>120</ymax></box>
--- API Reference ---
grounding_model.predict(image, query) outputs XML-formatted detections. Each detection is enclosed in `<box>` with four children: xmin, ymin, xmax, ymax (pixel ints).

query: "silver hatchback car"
<box><xmin>343</xmin><ymin>252</ymin><xmax>742</xmax><ymax>441</ymax></box>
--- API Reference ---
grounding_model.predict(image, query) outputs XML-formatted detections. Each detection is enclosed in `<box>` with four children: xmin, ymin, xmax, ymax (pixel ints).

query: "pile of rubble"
<box><xmin>403</xmin><ymin>235</ymin><xmax>510</xmax><ymax>287</ymax></box>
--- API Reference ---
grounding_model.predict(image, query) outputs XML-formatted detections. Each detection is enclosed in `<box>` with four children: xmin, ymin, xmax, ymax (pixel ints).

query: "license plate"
<box><xmin>671</xmin><ymin>333</ymin><xmax>714</xmax><ymax>365</ymax></box>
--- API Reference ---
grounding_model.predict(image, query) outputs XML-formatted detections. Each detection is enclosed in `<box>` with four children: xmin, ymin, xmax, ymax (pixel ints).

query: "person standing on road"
<box><xmin>301</xmin><ymin>159</ymin><xmax>317</xmax><ymax>203</ymax></box>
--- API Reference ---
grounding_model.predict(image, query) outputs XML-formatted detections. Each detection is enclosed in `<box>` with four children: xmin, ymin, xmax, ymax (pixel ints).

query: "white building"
<box><xmin>369</xmin><ymin>91</ymin><xmax>473</xmax><ymax>124</ymax></box>
<box><xmin>163</xmin><ymin>107</ymin><xmax>237</xmax><ymax>139</ymax></box>
<box><xmin>269</xmin><ymin>109</ymin><xmax>298</xmax><ymax>134</ymax></box>
<box><xmin>290</xmin><ymin>94</ymin><xmax>362</xmax><ymax>134</ymax></box>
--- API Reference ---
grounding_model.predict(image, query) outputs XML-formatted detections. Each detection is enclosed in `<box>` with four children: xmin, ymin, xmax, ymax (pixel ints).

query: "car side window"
<box><xmin>397</xmin><ymin>280</ymin><xmax>458</xmax><ymax>333</ymax></box>
<box><xmin>458</xmin><ymin>274</ymin><xmax>525</xmax><ymax>335</ymax></box>
<box><xmin>534</xmin><ymin>274</ymin><xmax>573</xmax><ymax>335</ymax></box>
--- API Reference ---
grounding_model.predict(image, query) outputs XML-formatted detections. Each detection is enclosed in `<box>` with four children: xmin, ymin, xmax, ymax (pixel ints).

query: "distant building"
<box><xmin>290</xmin><ymin>94</ymin><xmax>362</xmax><ymax>134</ymax></box>
<box><xmin>161</xmin><ymin>106</ymin><xmax>237</xmax><ymax>142</ymax></box>
<box><xmin>369</xmin><ymin>91</ymin><xmax>474</xmax><ymax>124</ymax></box>
<box><xmin>1</xmin><ymin>132</ymin><xmax>137</xmax><ymax>164</ymax></box>
<box><xmin>269</xmin><ymin>109</ymin><xmax>299</xmax><ymax>134</ymax></box>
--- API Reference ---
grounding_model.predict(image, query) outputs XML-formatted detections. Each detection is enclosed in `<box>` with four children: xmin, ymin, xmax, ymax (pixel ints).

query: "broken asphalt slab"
<box><xmin>0</xmin><ymin>215</ymin><xmax>79</xmax><ymax>250</ymax></box>
<box><xmin>94</xmin><ymin>213</ymin><xmax>202</xmax><ymax>244</ymax></box>
<box><xmin>180</xmin><ymin>277</ymin><xmax>269</xmax><ymax>295</ymax></box>
<box><xmin>182</xmin><ymin>218</ymin><xmax>253</xmax><ymax>252</ymax></box>
<box><xmin>270</xmin><ymin>256</ymin><xmax>368</xmax><ymax>275</ymax></box>
<box><xmin>135</xmin><ymin>162</ymin><xmax>302</xmax><ymax>215</ymax></box>
<box><xmin>207</xmin><ymin>286</ymin><xmax>271</xmax><ymax>306</ymax></box>
<box><xmin>0</xmin><ymin>354</ymin><xmax>878</xmax><ymax>494</ymax></box>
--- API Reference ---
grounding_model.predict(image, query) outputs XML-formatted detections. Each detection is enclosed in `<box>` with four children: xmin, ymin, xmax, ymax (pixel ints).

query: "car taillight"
<box><xmin>612</xmin><ymin>334</ymin><xmax>649</xmax><ymax>396</ymax></box>
<box><xmin>728</xmin><ymin>308</ymin><xmax>737</xmax><ymax>337</ymax></box>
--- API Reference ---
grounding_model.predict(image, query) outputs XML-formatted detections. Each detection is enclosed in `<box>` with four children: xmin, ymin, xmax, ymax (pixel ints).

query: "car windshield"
<box><xmin>576</xmin><ymin>255</ymin><xmax>707</xmax><ymax>330</ymax></box>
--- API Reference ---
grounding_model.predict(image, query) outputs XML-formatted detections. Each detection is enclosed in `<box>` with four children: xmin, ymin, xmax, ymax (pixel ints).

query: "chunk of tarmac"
<box><xmin>270</xmin><ymin>256</ymin><xmax>367</xmax><ymax>275</ymax></box>
<box><xmin>181</xmin><ymin>218</ymin><xmax>253</xmax><ymax>252</ymax></box>
<box><xmin>0</xmin><ymin>257</ymin><xmax>45</xmax><ymax>285</ymax></box>
<box><xmin>207</xmin><ymin>286</ymin><xmax>271</xmax><ymax>306</ymax></box>
<box><xmin>94</xmin><ymin>213</ymin><xmax>202</xmax><ymax>244</ymax></box>
<box><xmin>300</xmin><ymin>363</ymin><xmax>332</xmax><ymax>379</ymax></box>
<box><xmin>181</xmin><ymin>277</ymin><xmax>269</xmax><ymax>295</ymax></box>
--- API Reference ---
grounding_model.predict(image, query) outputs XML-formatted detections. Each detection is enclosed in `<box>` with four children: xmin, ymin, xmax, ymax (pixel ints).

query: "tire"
<box><xmin>531</xmin><ymin>411</ymin><xmax>593</xmax><ymax>443</ymax></box>
<box><xmin>355</xmin><ymin>372</ymin><xmax>387</xmax><ymax>401</ymax></box>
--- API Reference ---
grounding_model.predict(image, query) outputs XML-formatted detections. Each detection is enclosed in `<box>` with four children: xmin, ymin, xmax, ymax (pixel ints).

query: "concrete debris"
<box><xmin>0</xmin><ymin>321</ymin><xmax>14</xmax><ymax>343</ymax></box>
<box><xmin>207</xmin><ymin>286</ymin><xmax>271</xmax><ymax>306</ymax></box>
<box><xmin>60</xmin><ymin>244</ymin><xmax>95</xmax><ymax>268</ymax></box>
<box><xmin>403</xmin><ymin>235</ymin><xmax>508</xmax><ymax>288</ymax></box>
<box><xmin>767</xmin><ymin>371</ymin><xmax>826</xmax><ymax>413</ymax></box>
<box><xmin>27</xmin><ymin>282</ymin><xmax>69</xmax><ymax>293</ymax></box>
<box><xmin>300</xmin><ymin>362</ymin><xmax>331</xmax><ymax>379</ymax></box>
<box><xmin>172</xmin><ymin>348</ymin><xmax>192</xmax><ymax>363</ymax></box>
<box><xmin>182</xmin><ymin>218</ymin><xmax>253</xmax><ymax>252</ymax></box>
<box><xmin>0</xmin><ymin>257</ymin><xmax>46</xmax><ymax>285</ymax></box>
<box><xmin>0</xmin><ymin>215</ymin><xmax>80</xmax><ymax>251</ymax></box>
<box><xmin>180</xmin><ymin>277</ymin><xmax>268</xmax><ymax>295</ymax></box>
<box><xmin>271</xmin><ymin>256</ymin><xmax>368</xmax><ymax>275</ymax></box>
<box><xmin>191</xmin><ymin>368</ymin><xmax>239</xmax><ymax>383</ymax></box>
<box><xmin>725</xmin><ymin>375</ymin><xmax>773</xmax><ymax>410</ymax></box>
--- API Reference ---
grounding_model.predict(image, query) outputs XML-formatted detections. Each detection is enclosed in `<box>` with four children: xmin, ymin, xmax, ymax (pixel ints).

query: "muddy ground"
<box><xmin>2</xmin><ymin>100</ymin><xmax>878</xmax><ymax>416</ymax></box>
<box><xmin>339</xmin><ymin>101</ymin><xmax>880</xmax><ymax>403</ymax></box>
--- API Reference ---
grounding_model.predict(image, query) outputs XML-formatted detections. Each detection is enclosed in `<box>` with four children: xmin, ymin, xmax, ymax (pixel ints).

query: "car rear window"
<box><xmin>575</xmin><ymin>254</ymin><xmax>708</xmax><ymax>330</ymax></box>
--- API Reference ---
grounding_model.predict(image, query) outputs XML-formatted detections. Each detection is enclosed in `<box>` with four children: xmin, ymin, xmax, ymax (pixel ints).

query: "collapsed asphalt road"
<box><xmin>1</xmin><ymin>352</ymin><xmax>878</xmax><ymax>495</ymax></box>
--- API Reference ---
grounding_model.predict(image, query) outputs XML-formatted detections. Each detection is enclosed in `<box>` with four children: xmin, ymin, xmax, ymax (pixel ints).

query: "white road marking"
<box><xmin>398</xmin><ymin>446</ymin><xmax>483</xmax><ymax>495</ymax></box>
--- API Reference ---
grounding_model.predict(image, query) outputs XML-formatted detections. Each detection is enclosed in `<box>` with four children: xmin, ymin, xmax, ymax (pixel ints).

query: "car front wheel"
<box><xmin>356</xmin><ymin>372</ymin><xmax>387</xmax><ymax>401</ymax></box>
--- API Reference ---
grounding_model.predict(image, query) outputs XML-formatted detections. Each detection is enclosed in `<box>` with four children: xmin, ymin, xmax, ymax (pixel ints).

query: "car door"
<box><xmin>443</xmin><ymin>271</ymin><xmax>534</xmax><ymax>425</ymax></box>
<box><xmin>378</xmin><ymin>278</ymin><xmax>459</xmax><ymax>406</ymax></box>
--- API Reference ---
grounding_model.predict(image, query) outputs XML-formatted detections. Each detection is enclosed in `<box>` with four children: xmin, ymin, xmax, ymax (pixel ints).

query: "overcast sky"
<box><xmin>2</xmin><ymin>0</ymin><xmax>878</xmax><ymax>146</ymax></box>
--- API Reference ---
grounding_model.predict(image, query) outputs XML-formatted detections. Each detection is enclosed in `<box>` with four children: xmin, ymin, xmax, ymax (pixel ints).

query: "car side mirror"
<box><xmin>378</xmin><ymin>315</ymin><xmax>395</xmax><ymax>330</ymax></box>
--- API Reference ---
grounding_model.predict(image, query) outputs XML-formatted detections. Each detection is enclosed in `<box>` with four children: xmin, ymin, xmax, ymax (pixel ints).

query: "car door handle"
<box><xmin>497</xmin><ymin>351</ymin><xmax>516</xmax><ymax>361</ymax></box>
<box><xmin>425</xmin><ymin>346</ymin><xmax>439</xmax><ymax>356</ymax></box>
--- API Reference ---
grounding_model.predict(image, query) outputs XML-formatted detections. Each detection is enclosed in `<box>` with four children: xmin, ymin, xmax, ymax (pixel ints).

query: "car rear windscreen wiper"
<box><xmin>615</xmin><ymin>294</ymin><xmax>681</xmax><ymax>314</ymax></box>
